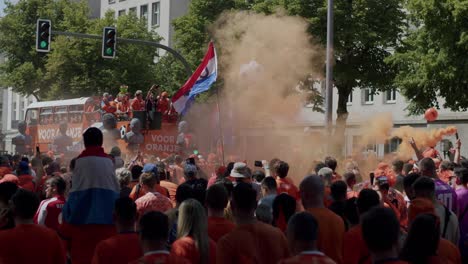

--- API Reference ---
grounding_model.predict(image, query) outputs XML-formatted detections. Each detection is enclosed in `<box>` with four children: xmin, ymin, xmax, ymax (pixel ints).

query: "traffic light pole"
<box><xmin>51</xmin><ymin>30</ymin><xmax>192</xmax><ymax>78</ymax></box>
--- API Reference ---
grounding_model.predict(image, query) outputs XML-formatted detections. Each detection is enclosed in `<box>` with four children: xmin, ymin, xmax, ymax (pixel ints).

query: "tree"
<box><xmin>0</xmin><ymin>0</ymin><xmax>161</xmax><ymax>100</ymax></box>
<box><xmin>252</xmin><ymin>0</ymin><xmax>405</xmax><ymax>148</ymax></box>
<box><xmin>153</xmin><ymin>0</ymin><xmax>237</xmax><ymax>95</ymax></box>
<box><xmin>387</xmin><ymin>0</ymin><xmax>468</xmax><ymax>114</ymax></box>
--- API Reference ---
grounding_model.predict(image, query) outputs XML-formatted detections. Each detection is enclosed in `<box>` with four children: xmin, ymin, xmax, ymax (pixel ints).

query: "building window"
<box><xmin>140</xmin><ymin>5</ymin><xmax>148</xmax><ymax>22</ymax></box>
<box><xmin>108</xmin><ymin>0</ymin><xmax>115</xmax><ymax>4</ymax></box>
<box><xmin>152</xmin><ymin>2</ymin><xmax>160</xmax><ymax>26</ymax></box>
<box><xmin>347</xmin><ymin>92</ymin><xmax>353</xmax><ymax>105</ymax></box>
<box><xmin>12</xmin><ymin>102</ymin><xmax>17</xmax><ymax>120</ymax></box>
<box><xmin>129</xmin><ymin>7</ymin><xmax>137</xmax><ymax>16</ymax></box>
<box><xmin>385</xmin><ymin>137</ymin><xmax>402</xmax><ymax>153</ymax></box>
<box><xmin>385</xmin><ymin>88</ymin><xmax>397</xmax><ymax>103</ymax></box>
<box><xmin>118</xmin><ymin>9</ymin><xmax>126</xmax><ymax>16</ymax></box>
<box><xmin>362</xmin><ymin>88</ymin><xmax>374</xmax><ymax>104</ymax></box>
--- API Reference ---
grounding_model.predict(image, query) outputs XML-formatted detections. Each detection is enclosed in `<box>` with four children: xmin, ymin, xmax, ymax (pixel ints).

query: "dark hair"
<box><xmin>0</xmin><ymin>182</ymin><xmax>19</xmax><ymax>204</ymax></box>
<box><xmin>83</xmin><ymin>127</ymin><xmax>103</xmax><ymax>147</ymax></box>
<box><xmin>412</xmin><ymin>176</ymin><xmax>435</xmax><ymax>198</ymax></box>
<box><xmin>131</xmin><ymin>165</ymin><xmax>143</xmax><ymax>180</ymax></box>
<box><xmin>139</xmin><ymin>211</ymin><xmax>169</xmax><ymax>241</ymax></box>
<box><xmin>224</xmin><ymin>162</ymin><xmax>235</xmax><ymax>178</ymax></box>
<box><xmin>324</xmin><ymin>156</ymin><xmax>338</xmax><ymax>171</ymax></box>
<box><xmin>455</xmin><ymin>167</ymin><xmax>468</xmax><ymax>185</ymax></box>
<box><xmin>460</xmin><ymin>159</ymin><xmax>468</xmax><ymax>169</ymax></box>
<box><xmin>403</xmin><ymin>163</ymin><xmax>414</xmax><ymax>176</ymax></box>
<box><xmin>261</xmin><ymin>176</ymin><xmax>277</xmax><ymax>191</ymax></box>
<box><xmin>232</xmin><ymin>182</ymin><xmax>257</xmax><ymax>212</ymax></box>
<box><xmin>361</xmin><ymin>207</ymin><xmax>400</xmax><ymax>253</ymax></box>
<box><xmin>287</xmin><ymin>212</ymin><xmax>318</xmax><ymax>242</ymax></box>
<box><xmin>403</xmin><ymin>173</ymin><xmax>420</xmax><ymax>189</ymax></box>
<box><xmin>344</xmin><ymin>197</ymin><xmax>359</xmax><ymax>226</ymax></box>
<box><xmin>216</xmin><ymin>178</ymin><xmax>234</xmax><ymax>197</ymax></box>
<box><xmin>392</xmin><ymin>160</ymin><xmax>404</xmax><ymax>173</ymax></box>
<box><xmin>273</xmin><ymin>193</ymin><xmax>296</xmax><ymax>228</ymax></box>
<box><xmin>69</xmin><ymin>158</ymin><xmax>76</xmax><ymax>171</ymax></box>
<box><xmin>330</xmin><ymin>181</ymin><xmax>347</xmax><ymax>201</ymax></box>
<box><xmin>252</xmin><ymin>170</ymin><xmax>266</xmax><ymax>183</ymax></box>
<box><xmin>46</xmin><ymin>176</ymin><xmax>66</xmax><ymax>195</ymax></box>
<box><xmin>274</xmin><ymin>161</ymin><xmax>290</xmax><ymax>179</ymax></box>
<box><xmin>314</xmin><ymin>162</ymin><xmax>326</xmax><ymax>174</ymax></box>
<box><xmin>357</xmin><ymin>189</ymin><xmax>380</xmax><ymax>215</ymax></box>
<box><xmin>114</xmin><ymin>197</ymin><xmax>137</xmax><ymax>224</ymax></box>
<box><xmin>440</xmin><ymin>160</ymin><xmax>454</xmax><ymax>171</ymax></box>
<box><xmin>176</xmin><ymin>184</ymin><xmax>194</xmax><ymax>205</ymax></box>
<box><xmin>11</xmin><ymin>189</ymin><xmax>40</xmax><ymax>219</ymax></box>
<box><xmin>400</xmin><ymin>214</ymin><xmax>440</xmax><ymax>263</ymax></box>
<box><xmin>21</xmin><ymin>157</ymin><xmax>29</xmax><ymax>163</ymax></box>
<box><xmin>206</xmin><ymin>184</ymin><xmax>228</xmax><ymax>210</ymax></box>
<box><xmin>419</xmin><ymin>158</ymin><xmax>436</xmax><ymax>177</ymax></box>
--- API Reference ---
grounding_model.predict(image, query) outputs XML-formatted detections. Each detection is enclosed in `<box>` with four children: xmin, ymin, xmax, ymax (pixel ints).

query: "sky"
<box><xmin>0</xmin><ymin>0</ymin><xmax>18</xmax><ymax>17</ymax></box>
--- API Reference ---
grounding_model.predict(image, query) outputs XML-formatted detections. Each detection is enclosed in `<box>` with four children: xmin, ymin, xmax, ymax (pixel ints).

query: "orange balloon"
<box><xmin>424</xmin><ymin>107</ymin><xmax>438</xmax><ymax>122</ymax></box>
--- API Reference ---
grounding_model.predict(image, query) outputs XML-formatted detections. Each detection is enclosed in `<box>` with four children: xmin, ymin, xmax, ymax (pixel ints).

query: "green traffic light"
<box><xmin>106</xmin><ymin>48</ymin><xmax>113</xmax><ymax>55</ymax></box>
<box><xmin>40</xmin><ymin>41</ymin><xmax>48</xmax><ymax>49</ymax></box>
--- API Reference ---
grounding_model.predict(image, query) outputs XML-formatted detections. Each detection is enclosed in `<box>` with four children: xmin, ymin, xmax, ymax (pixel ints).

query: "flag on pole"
<box><xmin>172</xmin><ymin>41</ymin><xmax>218</xmax><ymax>115</ymax></box>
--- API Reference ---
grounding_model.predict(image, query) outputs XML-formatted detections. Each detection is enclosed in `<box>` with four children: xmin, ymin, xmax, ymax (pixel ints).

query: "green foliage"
<box><xmin>388</xmin><ymin>0</ymin><xmax>468</xmax><ymax>114</ymax></box>
<box><xmin>0</xmin><ymin>0</ymin><xmax>161</xmax><ymax>100</ymax></box>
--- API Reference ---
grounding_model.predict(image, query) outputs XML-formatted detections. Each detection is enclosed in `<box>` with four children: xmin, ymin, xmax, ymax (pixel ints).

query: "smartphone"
<box><xmin>254</xmin><ymin>160</ymin><xmax>262</xmax><ymax>167</ymax></box>
<box><xmin>456</xmin><ymin>132</ymin><xmax>459</xmax><ymax>140</ymax></box>
<box><xmin>370</xmin><ymin>172</ymin><xmax>375</xmax><ymax>186</ymax></box>
<box><xmin>188</xmin><ymin>158</ymin><xmax>196</xmax><ymax>165</ymax></box>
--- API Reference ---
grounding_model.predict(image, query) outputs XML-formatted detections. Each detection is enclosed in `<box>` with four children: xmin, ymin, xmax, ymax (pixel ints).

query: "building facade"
<box><xmin>298</xmin><ymin>86</ymin><xmax>468</xmax><ymax>158</ymax></box>
<box><xmin>100</xmin><ymin>0</ymin><xmax>191</xmax><ymax>48</ymax></box>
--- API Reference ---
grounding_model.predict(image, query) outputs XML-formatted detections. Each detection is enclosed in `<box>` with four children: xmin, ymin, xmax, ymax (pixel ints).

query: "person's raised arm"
<box><xmin>409</xmin><ymin>137</ymin><xmax>424</xmax><ymax>161</ymax></box>
<box><xmin>262</xmin><ymin>160</ymin><xmax>271</xmax><ymax>177</ymax></box>
<box><xmin>455</xmin><ymin>138</ymin><xmax>461</xmax><ymax>164</ymax></box>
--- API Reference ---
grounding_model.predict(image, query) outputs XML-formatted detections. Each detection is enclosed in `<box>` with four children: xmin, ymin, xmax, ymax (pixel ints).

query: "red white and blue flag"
<box><xmin>172</xmin><ymin>41</ymin><xmax>217</xmax><ymax>115</ymax></box>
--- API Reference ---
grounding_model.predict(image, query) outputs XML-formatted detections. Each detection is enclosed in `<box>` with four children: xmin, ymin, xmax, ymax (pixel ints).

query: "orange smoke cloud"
<box><xmin>391</xmin><ymin>126</ymin><xmax>457</xmax><ymax>160</ymax></box>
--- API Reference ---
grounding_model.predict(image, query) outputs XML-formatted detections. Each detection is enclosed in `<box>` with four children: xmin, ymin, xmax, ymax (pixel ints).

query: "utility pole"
<box><xmin>325</xmin><ymin>0</ymin><xmax>334</xmax><ymax>135</ymax></box>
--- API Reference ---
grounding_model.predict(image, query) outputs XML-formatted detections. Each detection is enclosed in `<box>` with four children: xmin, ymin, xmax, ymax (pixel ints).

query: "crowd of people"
<box><xmin>0</xmin><ymin>126</ymin><xmax>467</xmax><ymax>264</ymax></box>
<box><xmin>100</xmin><ymin>84</ymin><xmax>177</xmax><ymax>122</ymax></box>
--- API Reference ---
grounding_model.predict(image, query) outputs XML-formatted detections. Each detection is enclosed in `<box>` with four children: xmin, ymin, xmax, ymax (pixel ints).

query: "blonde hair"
<box><xmin>177</xmin><ymin>199</ymin><xmax>210</xmax><ymax>264</ymax></box>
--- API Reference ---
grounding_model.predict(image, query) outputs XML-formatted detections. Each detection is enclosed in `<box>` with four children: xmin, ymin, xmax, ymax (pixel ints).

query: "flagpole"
<box><xmin>215</xmin><ymin>87</ymin><xmax>226</xmax><ymax>166</ymax></box>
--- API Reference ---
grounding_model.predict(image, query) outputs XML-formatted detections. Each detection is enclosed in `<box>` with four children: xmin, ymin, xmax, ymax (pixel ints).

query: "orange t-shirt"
<box><xmin>171</xmin><ymin>236</ymin><xmax>217</xmax><ymax>264</ymax></box>
<box><xmin>207</xmin><ymin>216</ymin><xmax>235</xmax><ymax>242</ymax></box>
<box><xmin>0</xmin><ymin>166</ymin><xmax>12</xmax><ymax>178</ymax></box>
<box><xmin>276</xmin><ymin>177</ymin><xmax>300</xmax><ymax>200</ymax></box>
<box><xmin>217</xmin><ymin>221</ymin><xmax>290</xmax><ymax>264</ymax></box>
<box><xmin>307</xmin><ymin>207</ymin><xmax>345</xmax><ymax>264</ymax></box>
<box><xmin>0</xmin><ymin>224</ymin><xmax>66</xmax><ymax>264</ymax></box>
<box><xmin>279</xmin><ymin>252</ymin><xmax>337</xmax><ymax>264</ymax></box>
<box><xmin>91</xmin><ymin>232</ymin><xmax>142</xmax><ymax>264</ymax></box>
<box><xmin>58</xmin><ymin>223</ymin><xmax>116</xmax><ymax>264</ymax></box>
<box><xmin>131</xmin><ymin>98</ymin><xmax>145</xmax><ymax>111</ymax></box>
<box><xmin>343</xmin><ymin>225</ymin><xmax>370</xmax><ymax>264</ymax></box>
<box><xmin>129</xmin><ymin>184</ymin><xmax>169</xmax><ymax>201</ymax></box>
<box><xmin>160</xmin><ymin>180</ymin><xmax>178</xmax><ymax>207</ymax></box>
<box><xmin>129</xmin><ymin>251</ymin><xmax>190</xmax><ymax>264</ymax></box>
<box><xmin>438</xmin><ymin>238</ymin><xmax>461</xmax><ymax>264</ymax></box>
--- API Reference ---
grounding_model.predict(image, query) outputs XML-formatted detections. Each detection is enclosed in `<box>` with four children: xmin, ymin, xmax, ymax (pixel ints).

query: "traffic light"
<box><xmin>36</xmin><ymin>19</ymin><xmax>51</xmax><ymax>52</ymax></box>
<box><xmin>102</xmin><ymin>27</ymin><xmax>117</xmax><ymax>59</ymax></box>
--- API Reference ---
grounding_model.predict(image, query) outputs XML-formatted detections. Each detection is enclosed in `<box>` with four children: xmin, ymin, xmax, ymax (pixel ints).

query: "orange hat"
<box><xmin>0</xmin><ymin>174</ymin><xmax>19</xmax><ymax>185</ymax></box>
<box><xmin>408</xmin><ymin>198</ymin><xmax>435</xmax><ymax>223</ymax></box>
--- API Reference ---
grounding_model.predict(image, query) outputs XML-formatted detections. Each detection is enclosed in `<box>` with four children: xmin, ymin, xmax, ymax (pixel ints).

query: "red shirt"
<box><xmin>207</xmin><ymin>216</ymin><xmax>235</xmax><ymax>242</ymax></box>
<box><xmin>135</xmin><ymin>192</ymin><xmax>173</xmax><ymax>216</ymax></box>
<box><xmin>279</xmin><ymin>251</ymin><xmax>337</xmax><ymax>264</ymax></box>
<box><xmin>171</xmin><ymin>236</ymin><xmax>217</xmax><ymax>264</ymax></box>
<box><xmin>18</xmin><ymin>174</ymin><xmax>35</xmax><ymax>192</ymax></box>
<box><xmin>130</xmin><ymin>251</ymin><xmax>190</xmax><ymax>264</ymax></box>
<box><xmin>34</xmin><ymin>195</ymin><xmax>66</xmax><ymax>231</ymax></box>
<box><xmin>0</xmin><ymin>224</ymin><xmax>66</xmax><ymax>264</ymax></box>
<box><xmin>131</xmin><ymin>98</ymin><xmax>145</xmax><ymax>111</ymax></box>
<box><xmin>92</xmin><ymin>232</ymin><xmax>142</xmax><ymax>264</ymax></box>
<box><xmin>276</xmin><ymin>177</ymin><xmax>300</xmax><ymax>200</ymax></box>
<box><xmin>58</xmin><ymin>223</ymin><xmax>116</xmax><ymax>264</ymax></box>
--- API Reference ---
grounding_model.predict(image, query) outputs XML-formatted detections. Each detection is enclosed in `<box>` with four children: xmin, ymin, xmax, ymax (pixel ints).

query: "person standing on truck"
<box><xmin>52</xmin><ymin>122</ymin><xmax>73</xmax><ymax>154</ymax></box>
<box><xmin>131</xmin><ymin>90</ymin><xmax>145</xmax><ymax>112</ymax></box>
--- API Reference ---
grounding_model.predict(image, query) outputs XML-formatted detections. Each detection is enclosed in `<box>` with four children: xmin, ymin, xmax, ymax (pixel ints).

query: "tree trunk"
<box><xmin>332</xmin><ymin>85</ymin><xmax>351</xmax><ymax>157</ymax></box>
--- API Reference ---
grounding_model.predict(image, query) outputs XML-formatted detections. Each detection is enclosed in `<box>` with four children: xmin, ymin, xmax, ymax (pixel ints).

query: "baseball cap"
<box><xmin>19</xmin><ymin>161</ymin><xmax>29</xmax><ymax>171</ymax></box>
<box><xmin>0</xmin><ymin>174</ymin><xmax>19</xmax><ymax>185</ymax></box>
<box><xmin>142</xmin><ymin>163</ymin><xmax>158</xmax><ymax>175</ymax></box>
<box><xmin>230</xmin><ymin>162</ymin><xmax>251</xmax><ymax>178</ymax></box>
